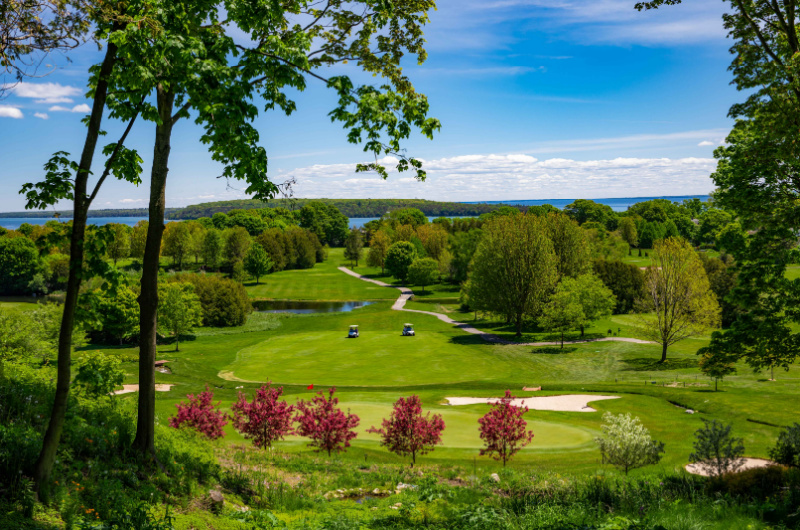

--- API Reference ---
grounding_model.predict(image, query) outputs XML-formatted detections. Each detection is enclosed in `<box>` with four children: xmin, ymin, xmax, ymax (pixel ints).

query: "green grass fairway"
<box><xmin>245</xmin><ymin>247</ymin><xmax>398</xmax><ymax>301</ymax></box>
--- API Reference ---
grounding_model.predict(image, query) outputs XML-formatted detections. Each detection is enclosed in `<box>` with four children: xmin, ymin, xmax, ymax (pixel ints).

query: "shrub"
<box><xmin>711</xmin><ymin>465</ymin><xmax>787</xmax><ymax>500</ymax></box>
<box><xmin>74</xmin><ymin>351</ymin><xmax>125</xmax><ymax>397</ymax></box>
<box><xmin>368</xmin><ymin>395</ymin><xmax>444</xmax><ymax>466</ymax></box>
<box><xmin>0</xmin><ymin>236</ymin><xmax>44</xmax><ymax>295</ymax></box>
<box><xmin>595</xmin><ymin>413</ymin><xmax>664</xmax><ymax>475</ymax></box>
<box><xmin>295</xmin><ymin>387</ymin><xmax>359</xmax><ymax>456</ymax></box>
<box><xmin>231</xmin><ymin>383</ymin><xmax>295</xmax><ymax>449</ymax></box>
<box><xmin>174</xmin><ymin>273</ymin><xmax>251</xmax><ymax>327</ymax></box>
<box><xmin>689</xmin><ymin>419</ymin><xmax>745</xmax><ymax>477</ymax></box>
<box><xmin>478</xmin><ymin>390</ymin><xmax>535</xmax><ymax>466</ymax></box>
<box><xmin>591</xmin><ymin>259</ymin><xmax>644</xmax><ymax>314</ymax></box>
<box><xmin>169</xmin><ymin>385</ymin><xmax>228</xmax><ymax>440</ymax></box>
<box><xmin>770</xmin><ymin>423</ymin><xmax>800</xmax><ymax>468</ymax></box>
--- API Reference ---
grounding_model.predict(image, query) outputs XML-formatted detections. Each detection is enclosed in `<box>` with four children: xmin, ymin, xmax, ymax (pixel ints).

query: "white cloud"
<box><xmin>6</xmin><ymin>82</ymin><xmax>82</xmax><ymax>103</ymax></box>
<box><xmin>274</xmin><ymin>153</ymin><xmax>717</xmax><ymax>201</ymax></box>
<box><xmin>0</xmin><ymin>106</ymin><xmax>23</xmax><ymax>119</ymax></box>
<box><xmin>49</xmin><ymin>103</ymin><xmax>92</xmax><ymax>113</ymax></box>
<box><xmin>526</xmin><ymin>128</ymin><xmax>729</xmax><ymax>154</ymax></box>
<box><xmin>34</xmin><ymin>112</ymin><xmax>49</xmax><ymax>120</ymax></box>
<box><xmin>697</xmin><ymin>140</ymin><xmax>715</xmax><ymax>147</ymax></box>
<box><xmin>420</xmin><ymin>66</ymin><xmax>546</xmax><ymax>76</ymax></box>
<box><xmin>119</xmin><ymin>198</ymin><xmax>145</xmax><ymax>204</ymax></box>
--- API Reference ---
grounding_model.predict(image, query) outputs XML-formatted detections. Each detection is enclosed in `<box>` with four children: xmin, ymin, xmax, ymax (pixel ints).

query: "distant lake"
<box><xmin>0</xmin><ymin>195</ymin><xmax>712</xmax><ymax>230</ymax></box>
<box><xmin>466</xmin><ymin>195</ymin><xmax>711</xmax><ymax>212</ymax></box>
<box><xmin>0</xmin><ymin>217</ymin><xmax>151</xmax><ymax>230</ymax></box>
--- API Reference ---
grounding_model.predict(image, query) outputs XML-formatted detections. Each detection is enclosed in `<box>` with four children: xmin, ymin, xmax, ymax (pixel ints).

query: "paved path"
<box><xmin>338</xmin><ymin>266</ymin><xmax>654</xmax><ymax>347</ymax></box>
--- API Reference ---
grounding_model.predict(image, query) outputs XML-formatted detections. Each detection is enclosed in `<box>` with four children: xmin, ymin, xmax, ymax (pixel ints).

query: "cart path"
<box><xmin>338</xmin><ymin>266</ymin><xmax>655</xmax><ymax>347</ymax></box>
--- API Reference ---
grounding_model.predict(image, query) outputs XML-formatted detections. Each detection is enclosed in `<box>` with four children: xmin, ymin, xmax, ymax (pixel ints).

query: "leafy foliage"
<box><xmin>295</xmin><ymin>387</ymin><xmax>359</xmax><ymax>456</ymax></box>
<box><xmin>73</xmin><ymin>351</ymin><xmax>124</xmax><ymax>398</ymax></box>
<box><xmin>231</xmin><ymin>383</ymin><xmax>295</xmax><ymax>450</ymax></box>
<box><xmin>169</xmin><ymin>385</ymin><xmax>228</xmax><ymax>440</ymax></box>
<box><xmin>478</xmin><ymin>390</ymin><xmax>534</xmax><ymax>466</ymax></box>
<box><xmin>0</xmin><ymin>236</ymin><xmax>44</xmax><ymax>295</ymax></box>
<box><xmin>689</xmin><ymin>419</ymin><xmax>745</xmax><ymax>477</ymax></box>
<box><xmin>770</xmin><ymin>423</ymin><xmax>800</xmax><ymax>469</ymax></box>
<box><xmin>385</xmin><ymin>241</ymin><xmax>418</xmax><ymax>282</ymax></box>
<box><xmin>595</xmin><ymin>413</ymin><xmax>665</xmax><ymax>475</ymax></box>
<box><xmin>174</xmin><ymin>274</ymin><xmax>251</xmax><ymax>328</ymax></box>
<box><xmin>368</xmin><ymin>395</ymin><xmax>444</xmax><ymax>466</ymax></box>
<box><xmin>407</xmin><ymin>257</ymin><xmax>439</xmax><ymax>292</ymax></box>
<box><xmin>244</xmin><ymin>243</ymin><xmax>272</xmax><ymax>284</ymax></box>
<box><xmin>157</xmin><ymin>282</ymin><xmax>203</xmax><ymax>351</ymax></box>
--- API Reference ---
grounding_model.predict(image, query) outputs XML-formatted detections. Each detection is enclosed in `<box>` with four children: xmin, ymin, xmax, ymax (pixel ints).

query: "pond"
<box><xmin>253</xmin><ymin>300</ymin><xmax>374</xmax><ymax>314</ymax></box>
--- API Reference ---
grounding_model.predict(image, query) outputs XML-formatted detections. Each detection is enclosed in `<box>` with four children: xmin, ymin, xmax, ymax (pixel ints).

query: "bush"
<box><xmin>689</xmin><ymin>419</ymin><xmax>744</xmax><ymax>477</ymax></box>
<box><xmin>174</xmin><ymin>273</ymin><xmax>251</xmax><ymax>327</ymax></box>
<box><xmin>591</xmin><ymin>259</ymin><xmax>644</xmax><ymax>314</ymax></box>
<box><xmin>770</xmin><ymin>422</ymin><xmax>800</xmax><ymax>468</ymax></box>
<box><xmin>74</xmin><ymin>351</ymin><xmax>125</xmax><ymax>397</ymax></box>
<box><xmin>0</xmin><ymin>236</ymin><xmax>45</xmax><ymax>295</ymax></box>
<box><xmin>169</xmin><ymin>385</ymin><xmax>228</xmax><ymax>440</ymax></box>
<box><xmin>711</xmin><ymin>465</ymin><xmax>787</xmax><ymax>500</ymax></box>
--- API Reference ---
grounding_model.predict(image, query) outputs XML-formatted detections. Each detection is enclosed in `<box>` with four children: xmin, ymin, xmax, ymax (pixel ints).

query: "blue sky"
<box><xmin>0</xmin><ymin>0</ymin><xmax>735</xmax><ymax>211</ymax></box>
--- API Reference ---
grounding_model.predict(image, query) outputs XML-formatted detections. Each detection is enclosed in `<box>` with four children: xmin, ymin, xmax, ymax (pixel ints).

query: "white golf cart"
<box><xmin>402</xmin><ymin>323</ymin><xmax>415</xmax><ymax>336</ymax></box>
<box><xmin>348</xmin><ymin>325</ymin><xmax>359</xmax><ymax>338</ymax></box>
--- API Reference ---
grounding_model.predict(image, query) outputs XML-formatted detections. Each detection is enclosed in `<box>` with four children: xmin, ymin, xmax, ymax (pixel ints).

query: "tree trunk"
<box><xmin>515</xmin><ymin>315</ymin><xmax>522</xmax><ymax>338</ymax></box>
<box><xmin>660</xmin><ymin>343</ymin><xmax>668</xmax><ymax>363</ymax></box>
<box><xmin>561</xmin><ymin>331</ymin><xmax>564</xmax><ymax>349</ymax></box>
<box><xmin>133</xmin><ymin>85</ymin><xmax>175</xmax><ymax>457</ymax></box>
<box><xmin>580</xmin><ymin>324</ymin><xmax>585</xmax><ymax>338</ymax></box>
<box><xmin>33</xmin><ymin>40</ymin><xmax>118</xmax><ymax>496</ymax></box>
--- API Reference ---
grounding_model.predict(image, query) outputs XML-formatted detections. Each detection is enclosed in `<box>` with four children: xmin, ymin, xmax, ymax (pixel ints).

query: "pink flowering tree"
<box><xmin>478</xmin><ymin>390</ymin><xmax>534</xmax><ymax>466</ymax></box>
<box><xmin>169</xmin><ymin>385</ymin><xmax>228</xmax><ymax>440</ymax></box>
<box><xmin>368</xmin><ymin>395</ymin><xmax>445</xmax><ymax>466</ymax></box>
<box><xmin>295</xmin><ymin>387</ymin><xmax>360</xmax><ymax>456</ymax></box>
<box><xmin>231</xmin><ymin>382</ymin><xmax>295</xmax><ymax>449</ymax></box>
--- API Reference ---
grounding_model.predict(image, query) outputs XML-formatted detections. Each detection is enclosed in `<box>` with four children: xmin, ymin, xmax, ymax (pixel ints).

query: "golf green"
<box><xmin>222</xmin><ymin>330</ymin><xmax>517</xmax><ymax>386</ymax></box>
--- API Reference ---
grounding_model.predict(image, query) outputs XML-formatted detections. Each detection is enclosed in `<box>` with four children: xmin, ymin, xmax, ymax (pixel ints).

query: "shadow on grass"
<box><xmin>448</xmin><ymin>333</ymin><xmax>491</xmax><ymax>346</ymax></box>
<box><xmin>621</xmin><ymin>357</ymin><xmax>697</xmax><ymax>371</ymax></box>
<box><xmin>531</xmin><ymin>346</ymin><xmax>577</xmax><ymax>354</ymax></box>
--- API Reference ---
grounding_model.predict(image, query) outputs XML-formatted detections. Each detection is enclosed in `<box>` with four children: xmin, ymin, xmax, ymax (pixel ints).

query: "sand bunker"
<box><xmin>685</xmin><ymin>458</ymin><xmax>774</xmax><ymax>476</ymax></box>
<box><xmin>445</xmin><ymin>394</ymin><xmax>619</xmax><ymax>412</ymax></box>
<box><xmin>113</xmin><ymin>384</ymin><xmax>174</xmax><ymax>395</ymax></box>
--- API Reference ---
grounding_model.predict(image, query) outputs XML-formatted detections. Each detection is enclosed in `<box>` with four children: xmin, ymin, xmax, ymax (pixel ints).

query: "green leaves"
<box><xmin>21</xmin><ymin>152</ymin><xmax>80</xmax><ymax>210</ymax></box>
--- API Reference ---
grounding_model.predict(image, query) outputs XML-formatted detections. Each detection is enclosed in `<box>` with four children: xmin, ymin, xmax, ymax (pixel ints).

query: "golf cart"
<box><xmin>402</xmin><ymin>323</ymin><xmax>415</xmax><ymax>336</ymax></box>
<box><xmin>348</xmin><ymin>325</ymin><xmax>359</xmax><ymax>338</ymax></box>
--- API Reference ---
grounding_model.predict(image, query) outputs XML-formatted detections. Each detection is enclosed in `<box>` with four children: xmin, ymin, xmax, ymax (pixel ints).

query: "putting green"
<box><xmin>223</xmin><ymin>330</ymin><xmax>518</xmax><ymax>386</ymax></box>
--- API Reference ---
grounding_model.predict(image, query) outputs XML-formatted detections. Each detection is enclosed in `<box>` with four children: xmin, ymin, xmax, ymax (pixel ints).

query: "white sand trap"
<box><xmin>113</xmin><ymin>384</ymin><xmax>174</xmax><ymax>395</ymax></box>
<box><xmin>445</xmin><ymin>394</ymin><xmax>620</xmax><ymax>412</ymax></box>
<box><xmin>685</xmin><ymin>458</ymin><xmax>774</xmax><ymax>476</ymax></box>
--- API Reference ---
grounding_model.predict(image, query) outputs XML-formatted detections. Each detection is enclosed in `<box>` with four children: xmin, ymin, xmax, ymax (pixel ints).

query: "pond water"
<box><xmin>253</xmin><ymin>300</ymin><xmax>373</xmax><ymax>314</ymax></box>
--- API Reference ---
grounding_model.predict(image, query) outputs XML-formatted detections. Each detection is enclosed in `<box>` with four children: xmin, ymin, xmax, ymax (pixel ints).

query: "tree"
<box><xmin>408</xmin><ymin>258</ymin><xmax>439</xmax><ymax>293</ymax></box>
<box><xmin>106</xmin><ymin>223</ymin><xmax>131</xmax><ymax>266</ymax></box>
<box><xmin>770</xmin><ymin>423</ymin><xmax>800</xmax><ymax>469</ymax></box>
<box><xmin>0</xmin><ymin>236</ymin><xmax>44</xmax><ymax>295</ymax></box>
<box><xmin>177</xmin><ymin>274</ymin><xmax>251</xmax><ymax>327</ymax></box>
<box><xmin>157</xmin><ymin>282</ymin><xmax>203</xmax><ymax>351</ymax></box>
<box><xmin>298</xmin><ymin>202</ymin><xmax>349</xmax><ymax>246</ymax></box>
<box><xmin>126</xmin><ymin>0</ymin><xmax>439</xmax><ymax>458</ymax></box>
<box><xmin>130</xmin><ymin>220</ymin><xmax>148</xmax><ymax>262</ymax></box>
<box><xmin>466</xmin><ymin>214</ymin><xmax>558</xmax><ymax>337</ymax></box>
<box><xmin>344</xmin><ymin>229</ymin><xmax>364</xmax><ymax>266</ymax></box>
<box><xmin>698</xmin><ymin>349</ymin><xmax>736</xmax><ymax>391</ymax></box>
<box><xmin>617</xmin><ymin>217</ymin><xmax>639</xmax><ymax>248</ymax></box>
<box><xmin>201</xmin><ymin>228</ymin><xmax>222</xmax><ymax>271</ymax></box>
<box><xmin>388</xmin><ymin>208</ymin><xmax>428</xmax><ymax>227</ymax></box>
<box><xmin>478</xmin><ymin>390</ymin><xmax>534</xmax><ymax>466</ymax></box>
<box><xmin>635</xmin><ymin>237</ymin><xmax>720</xmax><ymax>362</ymax></box>
<box><xmin>539</xmin><ymin>289</ymin><xmax>584</xmax><ymax>348</ymax></box>
<box><xmin>162</xmin><ymin>221</ymin><xmax>191</xmax><ymax>269</ymax></box>
<box><xmin>20</xmin><ymin>6</ymin><xmax>150</xmax><ymax>491</ymax></box>
<box><xmin>96</xmin><ymin>285</ymin><xmax>139</xmax><ymax>345</ymax></box>
<box><xmin>243</xmin><ymin>243</ymin><xmax>272</xmax><ymax>284</ymax></box>
<box><xmin>224</xmin><ymin>226</ymin><xmax>252</xmax><ymax>265</ymax></box>
<box><xmin>231</xmin><ymin>383</ymin><xmax>295</xmax><ymax>450</ymax></box>
<box><xmin>592</xmin><ymin>259</ymin><xmax>644</xmax><ymax>314</ymax></box>
<box><xmin>368</xmin><ymin>395</ymin><xmax>444</xmax><ymax>466</ymax></box>
<box><xmin>295</xmin><ymin>387</ymin><xmax>360</xmax><ymax>456</ymax></box>
<box><xmin>416</xmin><ymin>223</ymin><xmax>448</xmax><ymax>261</ymax></box>
<box><xmin>542</xmin><ymin>212</ymin><xmax>591</xmax><ymax>279</ymax></box>
<box><xmin>564</xmin><ymin>199</ymin><xmax>617</xmax><ymax>230</ymax></box>
<box><xmin>385</xmin><ymin>241</ymin><xmax>418</xmax><ymax>282</ymax></box>
<box><xmin>595</xmin><ymin>413</ymin><xmax>664</xmax><ymax>475</ymax></box>
<box><xmin>689</xmin><ymin>419</ymin><xmax>745</xmax><ymax>478</ymax></box>
<box><xmin>449</xmin><ymin>229</ymin><xmax>483</xmax><ymax>283</ymax></box>
<box><xmin>367</xmin><ymin>230</ymin><xmax>391</xmax><ymax>274</ymax></box>
<box><xmin>562</xmin><ymin>274</ymin><xmax>616</xmax><ymax>337</ymax></box>
<box><xmin>169</xmin><ymin>385</ymin><xmax>228</xmax><ymax>440</ymax></box>
<box><xmin>1</xmin><ymin>0</ymin><xmax>90</xmax><ymax>85</ymax></box>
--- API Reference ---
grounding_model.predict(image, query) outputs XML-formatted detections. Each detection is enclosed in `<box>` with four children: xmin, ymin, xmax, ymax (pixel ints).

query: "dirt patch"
<box><xmin>685</xmin><ymin>458</ymin><xmax>774</xmax><ymax>476</ymax></box>
<box><xmin>445</xmin><ymin>394</ymin><xmax>619</xmax><ymax>412</ymax></box>
<box><xmin>113</xmin><ymin>384</ymin><xmax>174</xmax><ymax>395</ymax></box>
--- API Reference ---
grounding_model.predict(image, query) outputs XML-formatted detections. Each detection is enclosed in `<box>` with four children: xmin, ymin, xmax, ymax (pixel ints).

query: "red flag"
<box><xmin>307</xmin><ymin>384</ymin><xmax>314</xmax><ymax>390</ymax></box>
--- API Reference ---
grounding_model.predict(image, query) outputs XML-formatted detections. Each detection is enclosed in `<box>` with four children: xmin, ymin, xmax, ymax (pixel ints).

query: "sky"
<box><xmin>0</xmin><ymin>0</ymin><xmax>737</xmax><ymax>212</ymax></box>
